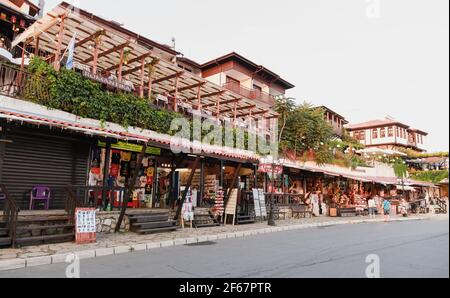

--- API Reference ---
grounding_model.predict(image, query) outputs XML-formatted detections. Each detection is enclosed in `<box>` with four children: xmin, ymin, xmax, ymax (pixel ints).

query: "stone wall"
<box><xmin>96</xmin><ymin>212</ymin><xmax>130</xmax><ymax>234</ymax></box>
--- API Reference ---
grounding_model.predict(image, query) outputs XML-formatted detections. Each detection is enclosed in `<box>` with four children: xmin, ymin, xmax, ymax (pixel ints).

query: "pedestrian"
<box><xmin>368</xmin><ymin>196</ymin><xmax>376</xmax><ymax>218</ymax></box>
<box><xmin>383</xmin><ymin>198</ymin><xmax>392</xmax><ymax>222</ymax></box>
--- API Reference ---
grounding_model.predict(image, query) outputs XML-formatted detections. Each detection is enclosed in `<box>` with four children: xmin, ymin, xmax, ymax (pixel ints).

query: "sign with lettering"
<box><xmin>75</xmin><ymin>208</ymin><xmax>96</xmax><ymax>244</ymax></box>
<box><xmin>98</xmin><ymin>141</ymin><xmax>161</xmax><ymax>155</ymax></box>
<box><xmin>258</xmin><ymin>164</ymin><xmax>283</xmax><ymax>175</ymax></box>
<box><xmin>82</xmin><ymin>70</ymin><xmax>134</xmax><ymax>92</ymax></box>
<box><xmin>252</xmin><ymin>189</ymin><xmax>262</xmax><ymax>218</ymax></box>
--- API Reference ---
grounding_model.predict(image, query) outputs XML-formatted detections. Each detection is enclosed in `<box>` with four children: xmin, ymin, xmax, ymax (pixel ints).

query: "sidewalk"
<box><xmin>0</xmin><ymin>214</ymin><xmax>446</xmax><ymax>272</ymax></box>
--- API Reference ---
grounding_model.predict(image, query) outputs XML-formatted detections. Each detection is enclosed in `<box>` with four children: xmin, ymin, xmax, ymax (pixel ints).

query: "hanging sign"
<box><xmin>98</xmin><ymin>141</ymin><xmax>161</xmax><ymax>155</ymax></box>
<box><xmin>258</xmin><ymin>163</ymin><xmax>283</xmax><ymax>175</ymax></box>
<box><xmin>75</xmin><ymin>208</ymin><xmax>97</xmax><ymax>244</ymax></box>
<box><xmin>82</xmin><ymin>70</ymin><xmax>134</xmax><ymax>92</ymax></box>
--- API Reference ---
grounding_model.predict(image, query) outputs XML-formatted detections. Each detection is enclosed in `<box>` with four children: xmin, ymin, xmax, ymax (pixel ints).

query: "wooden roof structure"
<box><xmin>12</xmin><ymin>2</ymin><xmax>278</xmax><ymax>121</ymax></box>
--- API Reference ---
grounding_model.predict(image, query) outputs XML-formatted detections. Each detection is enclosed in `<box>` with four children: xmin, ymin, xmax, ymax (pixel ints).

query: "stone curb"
<box><xmin>0</xmin><ymin>216</ymin><xmax>432</xmax><ymax>272</ymax></box>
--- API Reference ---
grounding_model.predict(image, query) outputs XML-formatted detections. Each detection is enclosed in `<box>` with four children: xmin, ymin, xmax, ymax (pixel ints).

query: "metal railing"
<box><xmin>223</xmin><ymin>82</ymin><xmax>275</xmax><ymax>106</ymax></box>
<box><xmin>0</xmin><ymin>62</ymin><xmax>32</xmax><ymax>98</ymax></box>
<box><xmin>0</xmin><ymin>184</ymin><xmax>19</xmax><ymax>248</ymax></box>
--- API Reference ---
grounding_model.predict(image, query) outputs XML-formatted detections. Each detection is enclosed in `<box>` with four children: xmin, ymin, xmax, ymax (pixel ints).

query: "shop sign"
<box><xmin>98</xmin><ymin>141</ymin><xmax>161</xmax><ymax>155</ymax></box>
<box><xmin>258</xmin><ymin>163</ymin><xmax>283</xmax><ymax>175</ymax></box>
<box><xmin>82</xmin><ymin>70</ymin><xmax>134</xmax><ymax>92</ymax></box>
<box><xmin>75</xmin><ymin>208</ymin><xmax>96</xmax><ymax>244</ymax></box>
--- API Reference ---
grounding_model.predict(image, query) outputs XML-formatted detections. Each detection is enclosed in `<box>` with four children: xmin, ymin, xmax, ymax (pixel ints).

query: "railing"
<box><xmin>0</xmin><ymin>62</ymin><xmax>33</xmax><ymax>98</ymax></box>
<box><xmin>435</xmin><ymin>198</ymin><xmax>448</xmax><ymax>214</ymax></box>
<box><xmin>223</xmin><ymin>82</ymin><xmax>275</xmax><ymax>106</ymax></box>
<box><xmin>0</xmin><ymin>35</ymin><xmax>12</xmax><ymax>53</ymax></box>
<box><xmin>0</xmin><ymin>184</ymin><xmax>19</xmax><ymax>248</ymax></box>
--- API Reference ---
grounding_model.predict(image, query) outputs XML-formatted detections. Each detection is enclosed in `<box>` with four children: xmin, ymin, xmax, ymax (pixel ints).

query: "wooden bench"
<box><xmin>291</xmin><ymin>205</ymin><xmax>312</xmax><ymax>218</ymax></box>
<box><xmin>271</xmin><ymin>205</ymin><xmax>287</xmax><ymax>220</ymax></box>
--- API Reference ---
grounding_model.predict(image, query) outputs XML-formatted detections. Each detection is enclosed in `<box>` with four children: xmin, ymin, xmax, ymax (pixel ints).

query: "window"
<box><xmin>372</xmin><ymin>129</ymin><xmax>379</xmax><ymax>139</ymax></box>
<box><xmin>396</xmin><ymin>127</ymin><xmax>400</xmax><ymax>138</ymax></box>
<box><xmin>356</xmin><ymin>130</ymin><xmax>366</xmax><ymax>141</ymax></box>
<box><xmin>253</xmin><ymin>84</ymin><xmax>262</xmax><ymax>92</ymax></box>
<box><xmin>388</xmin><ymin>127</ymin><xmax>394</xmax><ymax>137</ymax></box>
<box><xmin>380</xmin><ymin>127</ymin><xmax>386</xmax><ymax>138</ymax></box>
<box><xmin>226</xmin><ymin>76</ymin><xmax>240</xmax><ymax>85</ymax></box>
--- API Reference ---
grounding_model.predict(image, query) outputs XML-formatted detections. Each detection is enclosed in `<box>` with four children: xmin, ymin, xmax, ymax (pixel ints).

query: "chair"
<box><xmin>30</xmin><ymin>186</ymin><xmax>51</xmax><ymax>210</ymax></box>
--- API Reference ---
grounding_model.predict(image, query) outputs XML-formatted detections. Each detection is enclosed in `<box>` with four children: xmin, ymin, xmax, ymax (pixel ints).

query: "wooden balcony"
<box><xmin>223</xmin><ymin>81</ymin><xmax>275</xmax><ymax>107</ymax></box>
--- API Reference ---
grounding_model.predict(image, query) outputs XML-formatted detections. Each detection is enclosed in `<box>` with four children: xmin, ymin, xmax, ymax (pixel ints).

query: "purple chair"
<box><xmin>30</xmin><ymin>186</ymin><xmax>51</xmax><ymax>210</ymax></box>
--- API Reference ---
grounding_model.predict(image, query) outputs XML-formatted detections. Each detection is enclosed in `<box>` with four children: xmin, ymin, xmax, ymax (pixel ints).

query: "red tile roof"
<box><xmin>346</xmin><ymin>119</ymin><xmax>409</xmax><ymax>130</ymax></box>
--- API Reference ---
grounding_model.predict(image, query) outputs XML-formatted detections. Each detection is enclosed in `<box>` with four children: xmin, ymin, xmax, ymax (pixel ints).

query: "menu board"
<box><xmin>225</xmin><ymin>189</ymin><xmax>238</xmax><ymax>216</ymax></box>
<box><xmin>253</xmin><ymin>189</ymin><xmax>268</xmax><ymax>218</ymax></box>
<box><xmin>75</xmin><ymin>208</ymin><xmax>97</xmax><ymax>244</ymax></box>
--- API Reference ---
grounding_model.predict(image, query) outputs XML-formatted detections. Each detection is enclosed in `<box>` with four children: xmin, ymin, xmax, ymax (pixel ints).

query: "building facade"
<box><xmin>317</xmin><ymin>106</ymin><xmax>349</xmax><ymax>138</ymax></box>
<box><xmin>346</xmin><ymin>118</ymin><xmax>428</xmax><ymax>152</ymax></box>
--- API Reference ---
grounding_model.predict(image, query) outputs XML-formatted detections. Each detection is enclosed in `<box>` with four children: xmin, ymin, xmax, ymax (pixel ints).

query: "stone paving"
<box><xmin>0</xmin><ymin>214</ymin><xmax>445</xmax><ymax>271</ymax></box>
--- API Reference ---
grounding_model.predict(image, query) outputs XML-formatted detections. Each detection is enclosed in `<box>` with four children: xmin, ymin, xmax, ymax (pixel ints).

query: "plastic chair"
<box><xmin>30</xmin><ymin>186</ymin><xmax>51</xmax><ymax>210</ymax></box>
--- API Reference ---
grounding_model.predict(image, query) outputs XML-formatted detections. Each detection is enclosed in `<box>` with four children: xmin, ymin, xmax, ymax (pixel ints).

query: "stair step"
<box><xmin>0</xmin><ymin>237</ymin><xmax>11</xmax><ymax>246</ymax></box>
<box><xmin>135</xmin><ymin>226</ymin><xmax>179</xmax><ymax>235</ymax></box>
<box><xmin>15</xmin><ymin>233</ymin><xmax>75</xmax><ymax>246</ymax></box>
<box><xmin>129</xmin><ymin>215</ymin><xmax>170</xmax><ymax>223</ymax></box>
<box><xmin>16</xmin><ymin>224</ymin><xmax>74</xmax><ymax>232</ymax></box>
<box><xmin>0</xmin><ymin>228</ymin><xmax>8</xmax><ymax>237</ymax></box>
<box><xmin>131</xmin><ymin>221</ymin><xmax>177</xmax><ymax>230</ymax></box>
<box><xmin>237</xmin><ymin>219</ymin><xmax>255</xmax><ymax>225</ymax></box>
<box><xmin>17</xmin><ymin>216</ymin><xmax>70</xmax><ymax>224</ymax></box>
<box><xmin>194</xmin><ymin>223</ymin><xmax>221</xmax><ymax>228</ymax></box>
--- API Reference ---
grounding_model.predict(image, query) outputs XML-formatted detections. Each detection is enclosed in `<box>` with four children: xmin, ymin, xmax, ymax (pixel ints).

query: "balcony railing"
<box><xmin>223</xmin><ymin>81</ymin><xmax>275</xmax><ymax>106</ymax></box>
<box><xmin>0</xmin><ymin>35</ymin><xmax>12</xmax><ymax>53</ymax></box>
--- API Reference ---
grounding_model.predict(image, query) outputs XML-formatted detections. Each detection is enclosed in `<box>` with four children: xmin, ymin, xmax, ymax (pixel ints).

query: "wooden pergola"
<box><xmin>12</xmin><ymin>2</ymin><xmax>279</xmax><ymax>123</ymax></box>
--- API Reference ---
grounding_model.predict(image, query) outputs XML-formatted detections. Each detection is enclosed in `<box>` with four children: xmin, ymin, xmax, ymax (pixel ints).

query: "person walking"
<box><xmin>383</xmin><ymin>198</ymin><xmax>392</xmax><ymax>222</ymax></box>
<box><xmin>368</xmin><ymin>196</ymin><xmax>376</xmax><ymax>218</ymax></box>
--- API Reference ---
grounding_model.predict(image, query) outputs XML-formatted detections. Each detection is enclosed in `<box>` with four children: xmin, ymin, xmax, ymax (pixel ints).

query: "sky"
<box><xmin>41</xmin><ymin>0</ymin><xmax>449</xmax><ymax>152</ymax></box>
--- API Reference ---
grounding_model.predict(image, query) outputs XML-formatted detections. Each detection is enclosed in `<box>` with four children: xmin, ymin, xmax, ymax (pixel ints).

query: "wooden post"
<box><xmin>139</xmin><ymin>57</ymin><xmax>146</xmax><ymax>98</ymax></box>
<box><xmin>216</xmin><ymin>95</ymin><xmax>221</xmax><ymax>122</ymax></box>
<box><xmin>174</xmin><ymin>156</ymin><xmax>201</xmax><ymax>221</ymax></box>
<box><xmin>101</xmin><ymin>140</ymin><xmax>112</xmax><ymax>210</ymax></box>
<box><xmin>92</xmin><ymin>36</ymin><xmax>101</xmax><ymax>74</ymax></box>
<box><xmin>118</xmin><ymin>48</ymin><xmax>125</xmax><ymax>81</ymax></box>
<box><xmin>147</xmin><ymin>71</ymin><xmax>154</xmax><ymax>101</ymax></box>
<box><xmin>34</xmin><ymin>37</ymin><xmax>40</xmax><ymax>57</ymax></box>
<box><xmin>173</xmin><ymin>74</ymin><xmax>180</xmax><ymax>112</ymax></box>
<box><xmin>115</xmin><ymin>143</ymin><xmax>148</xmax><ymax>233</ymax></box>
<box><xmin>54</xmin><ymin>16</ymin><xmax>66</xmax><ymax>71</ymax></box>
<box><xmin>197</xmin><ymin>84</ymin><xmax>202</xmax><ymax>110</ymax></box>
<box><xmin>17</xmin><ymin>41</ymin><xmax>28</xmax><ymax>85</ymax></box>
<box><xmin>233</xmin><ymin>101</ymin><xmax>238</xmax><ymax>128</ymax></box>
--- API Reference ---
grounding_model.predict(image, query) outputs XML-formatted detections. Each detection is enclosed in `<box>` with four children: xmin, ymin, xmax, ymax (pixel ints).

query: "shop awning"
<box><xmin>0</xmin><ymin>96</ymin><xmax>259</xmax><ymax>162</ymax></box>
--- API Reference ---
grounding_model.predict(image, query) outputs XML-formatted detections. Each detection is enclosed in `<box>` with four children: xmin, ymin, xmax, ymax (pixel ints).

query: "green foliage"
<box><xmin>400</xmin><ymin>148</ymin><xmax>449</xmax><ymax>159</ymax></box>
<box><xmin>411</xmin><ymin>170</ymin><xmax>449</xmax><ymax>184</ymax></box>
<box><xmin>23</xmin><ymin>57</ymin><xmax>180</xmax><ymax>135</ymax></box>
<box><xmin>393</xmin><ymin>161</ymin><xmax>409</xmax><ymax>180</ymax></box>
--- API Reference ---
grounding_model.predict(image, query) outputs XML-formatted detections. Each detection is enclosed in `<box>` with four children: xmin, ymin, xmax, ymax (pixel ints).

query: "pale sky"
<box><xmin>42</xmin><ymin>0</ymin><xmax>449</xmax><ymax>152</ymax></box>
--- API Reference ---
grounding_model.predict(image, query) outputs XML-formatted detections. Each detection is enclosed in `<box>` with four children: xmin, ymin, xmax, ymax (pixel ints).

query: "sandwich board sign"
<box><xmin>75</xmin><ymin>208</ymin><xmax>97</xmax><ymax>244</ymax></box>
<box><xmin>224</xmin><ymin>189</ymin><xmax>238</xmax><ymax>225</ymax></box>
<box><xmin>252</xmin><ymin>189</ymin><xmax>262</xmax><ymax>218</ymax></box>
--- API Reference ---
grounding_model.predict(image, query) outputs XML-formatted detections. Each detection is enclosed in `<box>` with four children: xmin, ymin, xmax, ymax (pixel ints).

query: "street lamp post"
<box><xmin>268</xmin><ymin>162</ymin><xmax>276</xmax><ymax>226</ymax></box>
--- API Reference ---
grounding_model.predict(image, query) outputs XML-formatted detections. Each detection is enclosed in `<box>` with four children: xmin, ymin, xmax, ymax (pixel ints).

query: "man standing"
<box><xmin>368</xmin><ymin>197</ymin><xmax>376</xmax><ymax>218</ymax></box>
<box><xmin>383</xmin><ymin>198</ymin><xmax>392</xmax><ymax>222</ymax></box>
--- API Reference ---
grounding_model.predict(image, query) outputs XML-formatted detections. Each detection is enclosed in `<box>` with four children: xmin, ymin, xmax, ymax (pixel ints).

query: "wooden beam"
<box><xmin>83</xmin><ymin>42</ymin><xmax>130</xmax><ymax>63</ymax></box>
<box><xmin>174</xmin><ymin>156</ymin><xmax>201</xmax><ymax>221</ymax></box>
<box><xmin>215</xmin><ymin>105</ymin><xmax>256</xmax><ymax>116</ymax></box>
<box><xmin>139</xmin><ymin>57</ymin><xmax>146</xmax><ymax>98</ymax></box>
<box><xmin>118</xmin><ymin>47</ymin><xmax>125</xmax><ymax>81</ymax></box>
<box><xmin>202</xmin><ymin>98</ymin><xmax>242</xmax><ymax>109</ymax></box>
<box><xmin>92</xmin><ymin>36</ymin><xmax>102</xmax><ymax>74</ymax></box>
<box><xmin>53</xmin><ymin>15</ymin><xmax>66</xmax><ymax>71</ymax></box>
<box><xmin>122</xmin><ymin>61</ymin><xmax>152</xmax><ymax>76</ymax></box>
<box><xmin>237</xmin><ymin>109</ymin><xmax>269</xmax><ymax>118</ymax></box>
<box><xmin>186</xmin><ymin>90</ymin><xmax>225</xmax><ymax>101</ymax></box>
<box><xmin>153</xmin><ymin>71</ymin><xmax>184</xmax><ymax>84</ymax></box>
<box><xmin>170</xmin><ymin>81</ymin><xmax>205</xmax><ymax>94</ymax></box>
<box><xmin>173</xmin><ymin>74</ymin><xmax>180</xmax><ymax>112</ymax></box>
<box><xmin>105</xmin><ymin>52</ymin><xmax>151</xmax><ymax>72</ymax></box>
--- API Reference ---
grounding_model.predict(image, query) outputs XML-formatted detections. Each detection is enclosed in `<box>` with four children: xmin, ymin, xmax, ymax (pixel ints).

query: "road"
<box><xmin>1</xmin><ymin>217</ymin><xmax>448</xmax><ymax>278</ymax></box>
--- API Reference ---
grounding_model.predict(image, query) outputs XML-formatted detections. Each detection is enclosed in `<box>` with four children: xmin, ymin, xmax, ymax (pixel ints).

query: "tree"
<box><xmin>275</xmin><ymin>96</ymin><xmax>295</xmax><ymax>144</ymax></box>
<box><xmin>280</xmin><ymin>102</ymin><xmax>333</xmax><ymax>163</ymax></box>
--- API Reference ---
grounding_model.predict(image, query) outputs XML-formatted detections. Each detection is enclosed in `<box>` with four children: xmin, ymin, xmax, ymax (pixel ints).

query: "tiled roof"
<box><xmin>346</xmin><ymin>119</ymin><xmax>409</xmax><ymax>130</ymax></box>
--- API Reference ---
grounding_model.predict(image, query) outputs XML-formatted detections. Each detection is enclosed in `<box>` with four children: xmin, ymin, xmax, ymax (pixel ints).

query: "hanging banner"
<box><xmin>75</xmin><ymin>208</ymin><xmax>97</xmax><ymax>244</ymax></box>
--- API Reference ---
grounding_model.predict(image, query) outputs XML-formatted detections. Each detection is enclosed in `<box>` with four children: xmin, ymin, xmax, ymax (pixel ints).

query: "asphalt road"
<box><xmin>1</xmin><ymin>217</ymin><xmax>448</xmax><ymax>278</ymax></box>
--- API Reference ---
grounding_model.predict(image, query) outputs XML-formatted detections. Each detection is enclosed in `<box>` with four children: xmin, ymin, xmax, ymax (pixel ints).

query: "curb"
<box><xmin>0</xmin><ymin>216</ymin><xmax>436</xmax><ymax>272</ymax></box>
